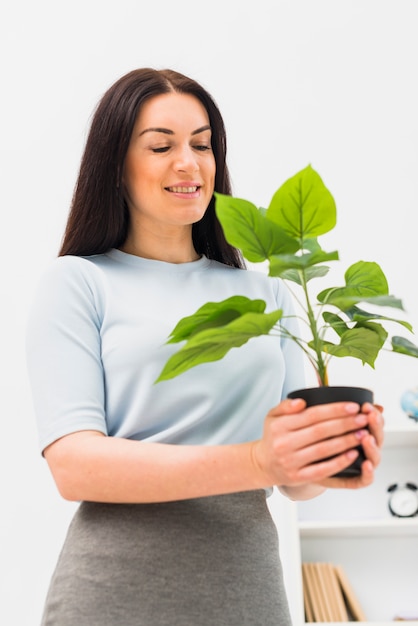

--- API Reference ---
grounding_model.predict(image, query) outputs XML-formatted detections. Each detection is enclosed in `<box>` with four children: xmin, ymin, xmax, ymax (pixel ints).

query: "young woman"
<box><xmin>26</xmin><ymin>68</ymin><xmax>383</xmax><ymax>626</ymax></box>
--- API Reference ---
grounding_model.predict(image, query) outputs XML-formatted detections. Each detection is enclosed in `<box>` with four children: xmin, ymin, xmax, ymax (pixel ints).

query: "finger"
<box><xmin>364</xmin><ymin>406</ymin><xmax>385</xmax><ymax>448</ymax></box>
<box><xmin>285</xmin><ymin>410</ymin><xmax>370</xmax><ymax>450</ymax></box>
<box><xmin>363</xmin><ymin>401</ymin><xmax>384</xmax><ymax>420</ymax></box>
<box><xmin>268</xmin><ymin>398</ymin><xmax>306</xmax><ymax>417</ymax></box>
<box><xmin>361</xmin><ymin>434</ymin><xmax>381</xmax><ymax>468</ymax></box>
<box><xmin>270</xmin><ymin>399</ymin><xmax>362</xmax><ymax>423</ymax></box>
<box><xmin>359</xmin><ymin>458</ymin><xmax>375</xmax><ymax>485</ymax></box>
<box><xmin>297</xmin><ymin>448</ymin><xmax>360</xmax><ymax>483</ymax></box>
<box><xmin>289</xmin><ymin>401</ymin><xmax>363</xmax><ymax>431</ymax></box>
<box><xmin>297</xmin><ymin>428</ymin><xmax>369</xmax><ymax>466</ymax></box>
<box><xmin>318</xmin><ymin>456</ymin><xmax>375</xmax><ymax>489</ymax></box>
<box><xmin>269</xmin><ymin>400</ymin><xmax>375</xmax><ymax>447</ymax></box>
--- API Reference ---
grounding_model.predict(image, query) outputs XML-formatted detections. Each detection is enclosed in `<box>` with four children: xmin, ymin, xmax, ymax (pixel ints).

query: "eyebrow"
<box><xmin>139</xmin><ymin>124</ymin><xmax>211</xmax><ymax>137</ymax></box>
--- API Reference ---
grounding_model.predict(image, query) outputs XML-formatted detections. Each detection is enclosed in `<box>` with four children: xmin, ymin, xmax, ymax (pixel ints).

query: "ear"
<box><xmin>387</xmin><ymin>483</ymin><xmax>398</xmax><ymax>492</ymax></box>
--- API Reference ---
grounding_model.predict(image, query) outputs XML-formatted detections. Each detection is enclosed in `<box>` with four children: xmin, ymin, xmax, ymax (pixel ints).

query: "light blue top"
<box><xmin>26</xmin><ymin>249</ymin><xmax>306</xmax><ymax>453</ymax></box>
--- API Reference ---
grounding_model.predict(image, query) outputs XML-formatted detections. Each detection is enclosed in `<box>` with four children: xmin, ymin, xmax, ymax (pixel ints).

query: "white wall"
<box><xmin>2</xmin><ymin>1</ymin><xmax>418</xmax><ymax>623</ymax></box>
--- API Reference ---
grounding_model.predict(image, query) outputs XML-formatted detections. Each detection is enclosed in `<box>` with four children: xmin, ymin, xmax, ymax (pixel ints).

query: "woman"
<box><xmin>26</xmin><ymin>68</ymin><xmax>383</xmax><ymax>626</ymax></box>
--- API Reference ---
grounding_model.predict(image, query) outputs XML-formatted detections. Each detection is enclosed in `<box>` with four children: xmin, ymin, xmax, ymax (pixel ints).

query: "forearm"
<box><xmin>44</xmin><ymin>399</ymin><xmax>384</xmax><ymax>504</ymax></box>
<box><xmin>45</xmin><ymin>431</ymin><xmax>269</xmax><ymax>503</ymax></box>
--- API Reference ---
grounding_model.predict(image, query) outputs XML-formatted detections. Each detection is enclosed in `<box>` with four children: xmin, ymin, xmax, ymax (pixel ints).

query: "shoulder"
<box><xmin>35</xmin><ymin>254</ymin><xmax>110</xmax><ymax>292</ymax></box>
<box><xmin>43</xmin><ymin>253</ymin><xmax>107</xmax><ymax>277</ymax></box>
<box><xmin>29</xmin><ymin>254</ymin><xmax>112</xmax><ymax>319</ymax></box>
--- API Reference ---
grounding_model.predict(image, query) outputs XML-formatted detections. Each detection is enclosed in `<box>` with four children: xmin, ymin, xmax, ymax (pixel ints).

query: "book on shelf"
<box><xmin>302</xmin><ymin>561</ymin><xmax>366</xmax><ymax>622</ymax></box>
<box><xmin>334</xmin><ymin>564</ymin><xmax>367</xmax><ymax>621</ymax></box>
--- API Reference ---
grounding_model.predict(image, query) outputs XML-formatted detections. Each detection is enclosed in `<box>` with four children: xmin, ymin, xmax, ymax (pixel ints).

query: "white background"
<box><xmin>1</xmin><ymin>1</ymin><xmax>418</xmax><ymax>623</ymax></box>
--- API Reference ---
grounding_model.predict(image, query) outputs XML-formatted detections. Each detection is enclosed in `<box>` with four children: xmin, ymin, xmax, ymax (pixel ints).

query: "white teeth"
<box><xmin>168</xmin><ymin>186</ymin><xmax>198</xmax><ymax>193</ymax></box>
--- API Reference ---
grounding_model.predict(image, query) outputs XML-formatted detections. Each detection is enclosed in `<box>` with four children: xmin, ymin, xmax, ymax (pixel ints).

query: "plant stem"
<box><xmin>299</xmin><ymin>269</ymin><xmax>328</xmax><ymax>386</ymax></box>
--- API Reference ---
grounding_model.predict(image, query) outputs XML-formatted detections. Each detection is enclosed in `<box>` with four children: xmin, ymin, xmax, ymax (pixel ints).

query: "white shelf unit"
<box><xmin>300</xmin><ymin>517</ymin><xmax>418</xmax><ymax>537</ymax></box>
<box><xmin>290</xmin><ymin>425</ymin><xmax>418</xmax><ymax>624</ymax></box>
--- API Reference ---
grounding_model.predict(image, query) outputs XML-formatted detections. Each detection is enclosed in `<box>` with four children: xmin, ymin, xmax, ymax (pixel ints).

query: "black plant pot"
<box><xmin>287</xmin><ymin>386</ymin><xmax>374</xmax><ymax>478</ymax></box>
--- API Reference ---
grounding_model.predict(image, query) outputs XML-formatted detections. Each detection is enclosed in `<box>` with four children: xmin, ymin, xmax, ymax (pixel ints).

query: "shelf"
<box><xmin>384</xmin><ymin>425</ymin><xmax>418</xmax><ymax>448</ymax></box>
<box><xmin>299</xmin><ymin>517</ymin><xmax>418</xmax><ymax>537</ymax></box>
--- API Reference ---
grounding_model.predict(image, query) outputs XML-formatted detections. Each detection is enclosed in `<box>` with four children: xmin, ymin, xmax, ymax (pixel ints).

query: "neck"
<box><xmin>120</xmin><ymin>229</ymin><xmax>200</xmax><ymax>264</ymax></box>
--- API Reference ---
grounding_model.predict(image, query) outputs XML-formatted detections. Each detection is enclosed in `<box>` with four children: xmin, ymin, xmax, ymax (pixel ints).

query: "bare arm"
<box><xmin>44</xmin><ymin>399</ymin><xmax>383</xmax><ymax>503</ymax></box>
<box><xmin>44</xmin><ymin>432</ymin><xmax>265</xmax><ymax>502</ymax></box>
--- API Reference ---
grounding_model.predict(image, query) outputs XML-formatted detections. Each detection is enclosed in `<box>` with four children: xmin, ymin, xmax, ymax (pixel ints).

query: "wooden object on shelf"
<box><xmin>303</xmin><ymin>562</ymin><xmax>326</xmax><ymax>621</ymax></box>
<box><xmin>301</xmin><ymin>563</ymin><xmax>315</xmax><ymax>622</ymax></box>
<box><xmin>334</xmin><ymin>564</ymin><xmax>367</xmax><ymax>621</ymax></box>
<box><xmin>302</xmin><ymin>562</ymin><xmax>330</xmax><ymax>621</ymax></box>
<box><xmin>322</xmin><ymin>562</ymin><xmax>348</xmax><ymax>621</ymax></box>
<box><xmin>315</xmin><ymin>562</ymin><xmax>337</xmax><ymax>621</ymax></box>
<box><xmin>302</xmin><ymin>561</ymin><xmax>364</xmax><ymax>622</ymax></box>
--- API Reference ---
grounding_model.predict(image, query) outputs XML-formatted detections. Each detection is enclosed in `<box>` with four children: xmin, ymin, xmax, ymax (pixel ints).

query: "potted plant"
<box><xmin>156</xmin><ymin>165</ymin><xmax>418</xmax><ymax>476</ymax></box>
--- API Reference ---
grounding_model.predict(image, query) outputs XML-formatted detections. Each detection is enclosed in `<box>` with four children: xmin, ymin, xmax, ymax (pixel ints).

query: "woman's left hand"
<box><xmin>317</xmin><ymin>402</ymin><xmax>384</xmax><ymax>490</ymax></box>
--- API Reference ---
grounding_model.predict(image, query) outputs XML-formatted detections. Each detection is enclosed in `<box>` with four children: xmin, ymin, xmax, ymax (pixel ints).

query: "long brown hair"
<box><xmin>59</xmin><ymin>68</ymin><xmax>244</xmax><ymax>268</ymax></box>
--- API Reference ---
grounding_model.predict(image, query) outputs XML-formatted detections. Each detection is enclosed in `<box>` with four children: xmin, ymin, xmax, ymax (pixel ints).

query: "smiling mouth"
<box><xmin>165</xmin><ymin>186</ymin><xmax>200</xmax><ymax>193</ymax></box>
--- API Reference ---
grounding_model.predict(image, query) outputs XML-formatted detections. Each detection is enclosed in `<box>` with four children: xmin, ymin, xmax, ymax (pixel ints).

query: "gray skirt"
<box><xmin>41</xmin><ymin>490</ymin><xmax>292</xmax><ymax>626</ymax></box>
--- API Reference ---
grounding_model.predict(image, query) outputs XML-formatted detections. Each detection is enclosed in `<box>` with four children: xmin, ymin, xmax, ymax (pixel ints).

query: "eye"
<box><xmin>194</xmin><ymin>145</ymin><xmax>211</xmax><ymax>152</ymax></box>
<box><xmin>151</xmin><ymin>146</ymin><xmax>170</xmax><ymax>153</ymax></box>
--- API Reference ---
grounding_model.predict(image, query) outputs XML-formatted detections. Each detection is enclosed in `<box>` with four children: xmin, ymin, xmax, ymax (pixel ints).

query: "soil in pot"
<box><xmin>287</xmin><ymin>386</ymin><xmax>374</xmax><ymax>478</ymax></box>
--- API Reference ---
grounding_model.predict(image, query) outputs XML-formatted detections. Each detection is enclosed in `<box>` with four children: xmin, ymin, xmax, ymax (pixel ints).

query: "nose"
<box><xmin>174</xmin><ymin>145</ymin><xmax>199</xmax><ymax>173</ymax></box>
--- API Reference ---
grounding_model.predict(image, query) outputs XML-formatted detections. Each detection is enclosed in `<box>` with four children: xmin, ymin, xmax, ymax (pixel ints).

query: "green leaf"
<box><xmin>214</xmin><ymin>193</ymin><xmax>299</xmax><ymax>263</ymax></box>
<box><xmin>322</xmin><ymin>312</ymin><xmax>349</xmax><ymax>338</ymax></box>
<box><xmin>167</xmin><ymin>296</ymin><xmax>267</xmax><ymax>343</ymax></box>
<box><xmin>321</xmin><ymin>325</ymin><xmax>387</xmax><ymax>368</ymax></box>
<box><xmin>392</xmin><ymin>336</ymin><xmax>418</xmax><ymax>358</ymax></box>
<box><xmin>317</xmin><ymin>261</ymin><xmax>402</xmax><ymax>310</ymax></box>
<box><xmin>266</xmin><ymin>165</ymin><xmax>337</xmax><ymax>238</ymax></box>
<box><xmin>269</xmin><ymin>249</ymin><xmax>338</xmax><ymax>278</ymax></box>
<box><xmin>345</xmin><ymin>261</ymin><xmax>389</xmax><ymax>294</ymax></box>
<box><xmin>345</xmin><ymin>306</ymin><xmax>413</xmax><ymax>332</ymax></box>
<box><xmin>279</xmin><ymin>265</ymin><xmax>331</xmax><ymax>285</ymax></box>
<box><xmin>357</xmin><ymin>321</ymin><xmax>389</xmax><ymax>344</ymax></box>
<box><xmin>156</xmin><ymin>309</ymin><xmax>283</xmax><ymax>382</ymax></box>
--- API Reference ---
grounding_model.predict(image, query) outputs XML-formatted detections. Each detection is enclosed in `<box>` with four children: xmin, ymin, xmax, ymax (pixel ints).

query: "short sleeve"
<box><xmin>26</xmin><ymin>257</ymin><xmax>108</xmax><ymax>453</ymax></box>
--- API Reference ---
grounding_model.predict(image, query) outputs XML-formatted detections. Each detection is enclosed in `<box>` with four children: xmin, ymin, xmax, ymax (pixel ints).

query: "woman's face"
<box><xmin>123</xmin><ymin>92</ymin><xmax>216</xmax><ymax>234</ymax></box>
